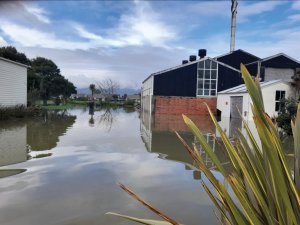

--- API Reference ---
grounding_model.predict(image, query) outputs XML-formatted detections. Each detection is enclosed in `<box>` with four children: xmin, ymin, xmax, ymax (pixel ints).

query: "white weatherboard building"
<box><xmin>0</xmin><ymin>57</ymin><xmax>29</xmax><ymax>107</ymax></box>
<box><xmin>217</xmin><ymin>80</ymin><xmax>292</xmax><ymax>120</ymax></box>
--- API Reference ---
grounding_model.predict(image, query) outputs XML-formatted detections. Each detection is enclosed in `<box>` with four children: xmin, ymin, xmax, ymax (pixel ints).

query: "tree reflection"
<box><xmin>98</xmin><ymin>108</ymin><xmax>115</xmax><ymax>132</ymax></box>
<box><xmin>89</xmin><ymin>106</ymin><xmax>95</xmax><ymax>127</ymax></box>
<box><xmin>86</xmin><ymin>107</ymin><xmax>117</xmax><ymax>131</ymax></box>
<box><xmin>27</xmin><ymin>110</ymin><xmax>76</xmax><ymax>151</ymax></box>
<box><xmin>89</xmin><ymin>115</ymin><xmax>95</xmax><ymax>127</ymax></box>
<box><xmin>0</xmin><ymin>110</ymin><xmax>76</xmax><ymax>178</ymax></box>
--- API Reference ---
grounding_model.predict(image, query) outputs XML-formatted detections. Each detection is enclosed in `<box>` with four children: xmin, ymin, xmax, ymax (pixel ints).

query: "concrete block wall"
<box><xmin>154</xmin><ymin>96</ymin><xmax>217</xmax><ymax>116</ymax></box>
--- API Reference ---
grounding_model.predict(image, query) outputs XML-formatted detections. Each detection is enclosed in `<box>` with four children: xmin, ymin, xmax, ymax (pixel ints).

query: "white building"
<box><xmin>0</xmin><ymin>57</ymin><xmax>29</xmax><ymax>107</ymax></box>
<box><xmin>217</xmin><ymin>80</ymin><xmax>292</xmax><ymax>120</ymax></box>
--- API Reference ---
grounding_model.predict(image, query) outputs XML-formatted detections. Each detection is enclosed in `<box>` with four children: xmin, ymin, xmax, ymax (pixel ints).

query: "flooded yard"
<box><xmin>0</xmin><ymin>107</ymin><xmax>222</xmax><ymax>225</ymax></box>
<box><xmin>0</xmin><ymin>106</ymin><xmax>296</xmax><ymax>225</ymax></box>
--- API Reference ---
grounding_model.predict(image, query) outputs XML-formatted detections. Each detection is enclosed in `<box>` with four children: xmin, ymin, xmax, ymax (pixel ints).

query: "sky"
<box><xmin>0</xmin><ymin>0</ymin><xmax>300</xmax><ymax>90</ymax></box>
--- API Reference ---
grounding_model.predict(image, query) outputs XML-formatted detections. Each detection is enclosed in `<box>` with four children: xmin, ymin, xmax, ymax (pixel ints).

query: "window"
<box><xmin>275</xmin><ymin>90</ymin><xmax>285</xmax><ymax>111</ymax></box>
<box><xmin>197</xmin><ymin>59</ymin><xmax>218</xmax><ymax>96</ymax></box>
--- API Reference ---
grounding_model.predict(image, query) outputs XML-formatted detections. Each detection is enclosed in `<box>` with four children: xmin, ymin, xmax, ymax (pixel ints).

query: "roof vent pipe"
<box><xmin>198</xmin><ymin>49</ymin><xmax>207</xmax><ymax>59</ymax></box>
<box><xmin>182</xmin><ymin>60</ymin><xmax>189</xmax><ymax>64</ymax></box>
<box><xmin>189</xmin><ymin>55</ymin><xmax>197</xmax><ymax>62</ymax></box>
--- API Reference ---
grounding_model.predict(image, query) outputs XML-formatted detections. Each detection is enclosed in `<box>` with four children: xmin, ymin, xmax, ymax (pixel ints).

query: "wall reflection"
<box><xmin>140</xmin><ymin>103</ymin><xmax>296</xmax><ymax>182</ymax></box>
<box><xmin>0</xmin><ymin>124</ymin><xmax>28</xmax><ymax>167</ymax></box>
<box><xmin>0</xmin><ymin>110</ymin><xmax>76</xmax><ymax>178</ymax></box>
<box><xmin>27</xmin><ymin>110</ymin><xmax>76</xmax><ymax>151</ymax></box>
<box><xmin>140</xmin><ymin>106</ymin><xmax>233</xmax><ymax>179</ymax></box>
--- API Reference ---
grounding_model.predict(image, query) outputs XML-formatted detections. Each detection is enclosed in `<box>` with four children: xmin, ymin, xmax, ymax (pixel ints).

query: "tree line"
<box><xmin>0</xmin><ymin>46</ymin><xmax>76</xmax><ymax>105</ymax></box>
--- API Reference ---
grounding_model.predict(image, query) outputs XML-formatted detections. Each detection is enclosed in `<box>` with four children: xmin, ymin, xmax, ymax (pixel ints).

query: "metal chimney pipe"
<box><xmin>230</xmin><ymin>0</ymin><xmax>238</xmax><ymax>52</ymax></box>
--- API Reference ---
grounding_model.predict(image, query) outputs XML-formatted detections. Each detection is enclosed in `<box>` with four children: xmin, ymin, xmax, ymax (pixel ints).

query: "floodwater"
<box><xmin>0</xmin><ymin>107</ymin><xmax>294</xmax><ymax>225</ymax></box>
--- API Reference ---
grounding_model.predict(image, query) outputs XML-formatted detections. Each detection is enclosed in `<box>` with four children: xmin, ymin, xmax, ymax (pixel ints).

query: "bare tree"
<box><xmin>96</xmin><ymin>78</ymin><xmax>119</xmax><ymax>96</ymax></box>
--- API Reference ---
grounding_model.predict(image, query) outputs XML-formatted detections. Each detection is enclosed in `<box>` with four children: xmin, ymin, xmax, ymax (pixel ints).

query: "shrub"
<box><xmin>124</xmin><ymin>100</ymin><xmax>135</xmax><ymax>108</ymax></box>
<box><xmin>277</xmin><ymin>98</ymin><xmax>298</xmax><ymax>135</ymax></box>
<box><xmin>54</xmin><ymin>97</ymin><xmax>61</xmax><ymax>106</ymax></box>
<box><xmin>0</xmin><ymin>105</ymin><xmax>41</xmax><ymax>120</ymax></box>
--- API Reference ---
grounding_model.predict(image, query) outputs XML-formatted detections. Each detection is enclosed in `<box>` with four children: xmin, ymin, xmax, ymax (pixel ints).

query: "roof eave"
<box><xmin>0</xmin><ymin>57</ymin><xmax>31</xmax><ymax>68</ymax></box>
<box><xmin>143</xmin><ymin>57</ymin><xmax>241</xmax><ymax>83</ymax></box>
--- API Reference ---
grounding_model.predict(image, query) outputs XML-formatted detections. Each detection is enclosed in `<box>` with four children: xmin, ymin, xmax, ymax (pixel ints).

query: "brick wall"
<box><xmin>153</xmin><ymin>113</ymin><xmax>215</xmax><ymax>133</ymax></box>
<box><xmin>154</xmin><ymin>96</ymin><xmax>217</xmax><ymax>116</ymax></box>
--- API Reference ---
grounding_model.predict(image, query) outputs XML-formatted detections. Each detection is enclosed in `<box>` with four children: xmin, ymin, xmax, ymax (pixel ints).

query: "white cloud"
<box><xmin>0</xmin><ymin>1</ymin><xmax>51</xmax><ymax>26</ymax></box>
<box><xmin>72</xmin><ymin>23</ymin><xmax>125</xmax><ymax>47</ymax></box>
<box><xmin>0</xmin><ymin>1</ymin><xmax>177</xmax><ymax>51</ymax></box>
<box><xmin>288</xmin><ymin>14</ymin><xmax>300</xmax><ymax>22</ymax></box>
<box><xmin>0</xmin><ymin>36</ymin><xmax>7</xmax><ymax>46</ymax></box>
<box><xmin>23</xmin><ymin>3</ymin><xmax>51</xmax><ymax>24</ymax></box>
<box><xmin>1</xmin><ymin>0</ymin><xmax>298</xmax><ymax>91</ymax></box>
<box><xmin>64</xmin><ymin>72</ymin><xmax>113</xmax><ymax>89</ymax></box>
<box><xmin>188</xmin><ymin>1</ymin><xmax>284</xmax><ymax>23</ymax></box>
<box><xmin>236</xmin><ymin>28</ymin><xmax>300</xmax><ymax>59</ymax></box>
<box><xmin>115</xmin><ymin>1</ymin><xmax>176</xmax><ymax>47</ymax></box>
<box><xmin>292</xmin><ymin>1</ymin><xmax>300</xmax><ymax>10</ymax></box>
<box><xmin>188</xmin><ymin>1</ymin><xmax>230</xmax><ymax>17</ymax></box>
<box><xmin>0</xmin><ymin>23</ymin><xmax>91</xmax><ymax>50</ymax></box>
<box><xmin>238</xmin><ymin>1</ymin><xmax>286</xmax><ymax>22</ymax></box>
<box><xmin>72</xmin><ymin>1</ymin><xmax>177</xmax><ymax>48</ymax></box>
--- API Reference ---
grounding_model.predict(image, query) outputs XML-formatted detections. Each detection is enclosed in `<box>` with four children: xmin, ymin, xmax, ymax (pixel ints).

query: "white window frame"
<box><xmin>275</xmin><ymin>90</ymin><xmax>285</xmax><ymax>112</ymax></box>
<box><xmin>196</xmin><ymin>59</ymin><xmax>218</xmax><ymax>97</ymax></box>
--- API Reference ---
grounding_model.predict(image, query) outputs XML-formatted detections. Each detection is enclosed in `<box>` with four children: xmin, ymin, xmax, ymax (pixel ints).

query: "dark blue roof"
<box><xmin>260</xmin><ymin>54</ymin><xmax>300</xmax><ymax>68</ymax></box>
<box><xmin>214</xmin><ymin>49</ymin><xmax>260</xmax><ymax>70</ymax></box>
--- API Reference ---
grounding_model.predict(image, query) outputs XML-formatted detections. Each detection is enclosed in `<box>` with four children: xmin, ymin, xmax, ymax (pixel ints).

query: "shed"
<box><xmin>217</xmin><ymin>80</ymin><xmax>292</xmax><ymax>120</ymax></box>
<box><xmin>245</xmin><ymin>53</ymin><xmax>300</xmax><ymax>81</ymax></box>
<box><xmin>0</xmin><ymin>57</ymin><xmax>29</xmax><ymax>107</ymax></box>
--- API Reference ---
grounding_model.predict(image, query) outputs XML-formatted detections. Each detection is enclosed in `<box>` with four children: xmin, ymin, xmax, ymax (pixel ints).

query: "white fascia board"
<box><xmin>143</xmin><ymin>57</ymin><xmax>241</xmax><ymax>84</ymax></box>
<box><xmin>261</xmin><ymin>53</ymin><xmax>300</xmax><ymax>65</ymax></box>
<box><xmin>0</xmin><ymin>57</ymin><xmax>30</xmax><ymax>68</ymax></box>
<box><xmin>219</xmin><ymin>80</ymin><xmax>289</xmax><ymax>95</ymax></box>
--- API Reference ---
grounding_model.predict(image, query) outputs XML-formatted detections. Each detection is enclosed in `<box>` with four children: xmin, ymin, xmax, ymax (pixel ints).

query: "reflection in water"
<box><xmin>89</xmin><ymin>104</ymin><xmax>95</xmax><ymax>127</ymax></box>
<box><xmin>0</xmin><ymin>107</ymin><xmax>219</xmax><ymax>225</ymax></box>
<box><xmin>0</xmin><ymin>169</ymin><xmax>27</xmax><ymax>178</ymax></box>
<box><xmin>140</xmin><ymin>106</ymin><xmax>295</xmax><ymax>177</ymax></box>
<box><xmin>27</xmin><ymin>110</ymin><xmax>76</xmax><ymax>151</ymax></box>
<box><xmin>140</xmin><ymin>106</ymin><xmax>232</xmax><ymax>177</ymax></box>
<box><xmin>87</xmin><ymin>107</ymin><xmax>118</xmax><ymax>131</ymax></box>
<box><xmin>98</xmin><ymin>108</ymin><xmax>114</xmax><ymax>131</ymax></box>
<box><xmin>89</xmin><ymin>115</ymin><xmax>95</xmax><ymax>127</ymax></box>
<box><xmin>0</xmin><ymin>110</ymin><xmax>76</xmax><ymax>178</ymax></box>
<box><xmin>0</xmin><ymin>106</ymin><xmax>295</xmax><ymax>225</ymax></box>
<box><xmin>217</xmin><ymin>116</ymin><xmax>260</xmax><ymax>145</ymax></box>
<box><xmin>0</xmin><ymin>124</ymin><xmax>27</xmax><ymax>167</ymax></box>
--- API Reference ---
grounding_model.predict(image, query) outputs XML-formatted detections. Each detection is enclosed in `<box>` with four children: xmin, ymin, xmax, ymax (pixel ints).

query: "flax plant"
<box><xmin>107</xmin><ymin>64</ymin><xmax>300</xmax><ymax>225</ymax></box>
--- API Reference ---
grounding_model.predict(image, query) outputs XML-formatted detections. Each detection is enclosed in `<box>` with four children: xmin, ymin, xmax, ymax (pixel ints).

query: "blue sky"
<box><xmin>0</xmin><ymin>0</ymin><xmax>300</xmax><ymax>89</ymax></box>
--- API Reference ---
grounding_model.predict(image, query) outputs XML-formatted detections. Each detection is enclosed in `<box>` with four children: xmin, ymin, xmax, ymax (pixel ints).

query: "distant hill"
<box><xmin>76</xmin><ymin>87</ymin><xmax>140</xmax><ymax>95</ymax></box>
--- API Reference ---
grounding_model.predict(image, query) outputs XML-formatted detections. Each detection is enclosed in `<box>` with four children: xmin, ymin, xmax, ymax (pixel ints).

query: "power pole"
<box><xmin>230</xmin><ymin>0</ymin><xmax>238</xmax><ymax>52</ymax></box>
